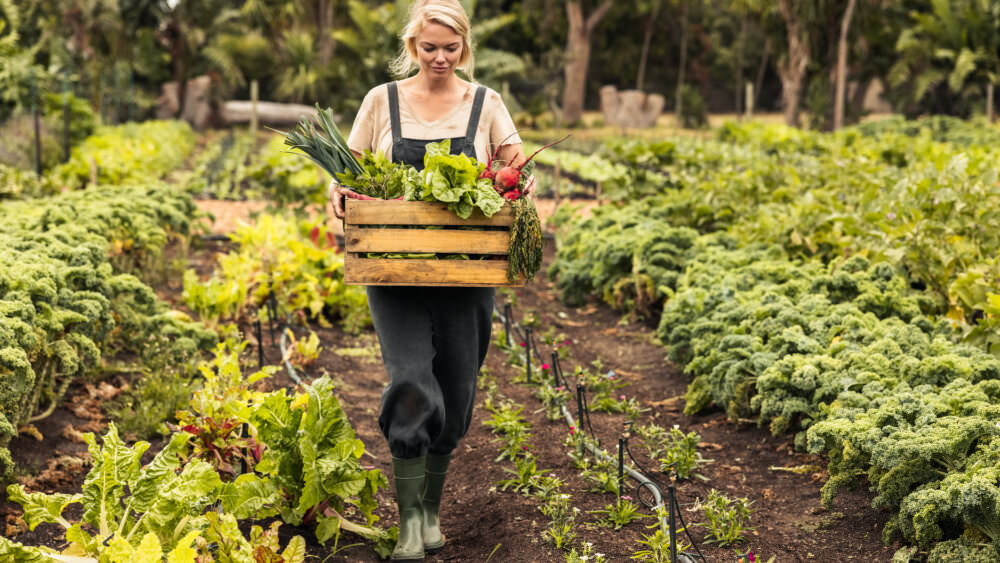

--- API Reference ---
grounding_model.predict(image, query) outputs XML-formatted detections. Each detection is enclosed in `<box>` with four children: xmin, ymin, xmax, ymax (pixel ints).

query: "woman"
<box><xmin>329</xmin><ymin>1</ymin><xmax>532</xmax><ymax>560</ymax></box>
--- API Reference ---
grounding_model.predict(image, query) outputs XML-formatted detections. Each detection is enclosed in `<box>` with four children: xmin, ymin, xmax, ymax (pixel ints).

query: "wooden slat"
<box><xmin>344</xmin><ymin>253</ymin><xmax>523</xmax><ymax>287</ymax></box>
<box><xmin>346</xmin><ymin>228</ymin><xmax>509</xmax><ymax>254</ymax></box>
<box><xmin>346</xmin><ymin>199</ymin><xmax>514</xmax><ymax>227</ymax></box>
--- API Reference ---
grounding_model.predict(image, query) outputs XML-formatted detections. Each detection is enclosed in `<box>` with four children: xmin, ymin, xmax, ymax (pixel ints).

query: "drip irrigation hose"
<box><xmin>494</xmin><ymin>305</ymin><xmax>682</xmax><ymax>541</ymax></box>
<box><xmin>624</xmin><ymin>442</ymin><xmax>707</xmax><ymax>562</ymax></box>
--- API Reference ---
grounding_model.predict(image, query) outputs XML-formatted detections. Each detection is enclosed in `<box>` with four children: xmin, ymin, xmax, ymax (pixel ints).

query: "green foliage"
<box><xmin>5</xmin><ymin>423</ymin><xmax>307</xmax><ymax>561</ymax></box>
<box><xmin>0</xmin><ymin>183</ymin><xmax>216</xmax><ymax>477</ymax></box>
<box><xmin>183</xmin><ymin>212</ymin><xmax>370</xmax><ymax>334</ymax></box>
<box><xmin>417</xmin><ymin>139</ymin><xmax>505</xmax><ymax>219</ymax></box>
<box><xmin>589</xmin><ymin>497</ymin><xmax>650</xmax><ymax>530</ymax></box>
<box><xmin>106</xmin><ymin>364</ymin><xmax>199</xmax><ymax>439</ymax></box>
<box><xmin>678</xmin><ymin>84</ymin><xmax>709</xmax><ymax>129</ymax></box>
<box><xmin>250</xmin><ymin>375</ymin><xmax>393</xmax><ymax>554</ymax></box>
<box><xmin>694</xmin><ymin>489</ymin><xmax>755</xmax><ymax>547</ymax></box>
<box><xmin>48</xmin><ymin>121</ymin><xmax>196</xmax><ymax>189</ymax></box>
<box><xmin>636</xmin><ymin>423</ymin><xmax>711</xmax><ymax>481</ymax></box>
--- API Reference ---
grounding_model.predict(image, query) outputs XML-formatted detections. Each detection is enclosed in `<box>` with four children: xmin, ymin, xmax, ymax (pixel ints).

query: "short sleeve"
<box><xmin>347</xmin><ymin>88</ymin><xmax>377</xmax><ymax>154</ymax></box>
<box><xmin>487</xmin><ymin>90</ymin><xmax>521</xmax><ymax>154</ymax></box>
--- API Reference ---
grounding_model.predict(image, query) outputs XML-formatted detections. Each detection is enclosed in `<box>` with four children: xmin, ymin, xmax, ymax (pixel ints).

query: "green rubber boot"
<box><xmin>422</xmin><ymin>453</ymin><xmax>451</xmax><ymax>554</ymax></box>
<box><xmin>391</xmin><ymin>457</ymin><xmax>426</xmax><ymax>561</ymax></box>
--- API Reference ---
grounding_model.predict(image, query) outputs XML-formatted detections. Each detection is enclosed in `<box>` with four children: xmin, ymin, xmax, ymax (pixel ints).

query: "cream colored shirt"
<box><xmin>347</xmin><ymin>82</ymin><xmax>521</xmax><ymax>165</ymax></box>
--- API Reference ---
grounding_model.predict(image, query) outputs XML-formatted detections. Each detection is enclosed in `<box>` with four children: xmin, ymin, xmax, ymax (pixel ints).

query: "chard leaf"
<box><xmin>219</xmin><ymin>474</ymin><xmax>281</xmax><ymax>519</ymax></box>
<box><xmin>5</xmin><ymin>484</ymin><xmax>80</xmax><ymax>530</ymax></box>
<box><xmin>128</xmin><ymin>432</ymin><xmax>190</xmax><ymax>514</ymax></box>
<box><xmin>165</xmin><ymin>530</ymin><xmax>202</xmax><ymax>563</ymax></box>
<box><xmin>0</xmin><ymin>536</ymin><xmax>56</xmax><ymax>562</ymax></box>
<box><xmin>315</xmin><ymin>514</ymin><xmax>342</xmax><ymax>544</ymax></box>
<box><xmin>281</xmin><ymin>535</ymin><xmax>307</xmax><ymax>562</ymax></box>
<box><xmin>66</xmin><ymin>523</ymin><xmax>98</xmax><ymax>555</ymax></box>
<box><xmin>81</xmin><ymin>423</ymin><xmax>148</xmax><ymax>537</ymax></box>
<box><xmin>136</xmin><ymin>459</ymin><xmax>221</xmax><ymax>547</ymax></box>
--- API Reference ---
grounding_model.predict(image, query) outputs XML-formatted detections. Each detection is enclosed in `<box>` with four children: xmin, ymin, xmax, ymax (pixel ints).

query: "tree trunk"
<box><xmin>316</xmin><ymin>0</ymin><xmax>336</xmax><ymax>67</ymax></box>
<box><xmin>561</xmin><ymin>1</ymin><xmax>613</xmax><ymax>125</ymax></box>
<box><xmin>777</xmin><ymin>0</ymin><xmax>809</xmax><ymax>127</ymax></box>
<box><xmin>675</xmin><ymin>0</ymin><xmax>689</xmax><ymax>120</ymax></box>
<box><xmin>833</xmin><ymin>0</ymin><xmax>857</xmax><ymax>130</ymax></box>
<box><xmin>754</xmin><ymin>37</ymin><xmax>771</xmax><ymax>111</ymax></box>
<box><xmin>735</xmin><ymin>11</ymin><xmax>747</xmax><ymax>114</ymax></box>
<box><xmin>636</xmin><ymin>0</ymin><xmax>662</xmax><ymax>91</ymax></box>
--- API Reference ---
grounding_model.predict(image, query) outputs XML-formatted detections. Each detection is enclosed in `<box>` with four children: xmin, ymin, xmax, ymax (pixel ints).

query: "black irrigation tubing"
<box><xmin>624</xmin><ymin>440</ymin><xmax>707</xmax><ymax>563</ymax></box>
<box><xmin>492</xmin><ymin>304</ymin><xmax>683</xmax><ymax>542</ymax></box>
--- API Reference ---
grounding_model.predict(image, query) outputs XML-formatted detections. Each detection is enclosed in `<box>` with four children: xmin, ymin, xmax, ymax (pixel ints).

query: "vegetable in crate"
<box><xmin>279</xmin><ymin>104</ymin><xmax>364</xmax><ymax>178</ymax></box>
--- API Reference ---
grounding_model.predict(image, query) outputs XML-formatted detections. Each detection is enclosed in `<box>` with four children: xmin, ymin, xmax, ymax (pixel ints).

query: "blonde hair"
<box><xmin>390</xmin><ymin>0</ymin><xmax>475</xmax><ymax>79</ymax></box>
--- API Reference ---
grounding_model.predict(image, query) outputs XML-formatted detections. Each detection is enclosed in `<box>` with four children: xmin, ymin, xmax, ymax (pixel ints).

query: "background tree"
<box><xmin>832</xmin><ymin>0</ymin><xmax>857</xmax><ymax>129</ymax></box>
<box><xmin>561</xmin><ymin>0</ymin><xmax>613</xmax><ymax>125</ymax></box>
<box><xmin>889</xmin><ymin>0</ymin><xmax>1000</xmax><ymax>118</ymax></box>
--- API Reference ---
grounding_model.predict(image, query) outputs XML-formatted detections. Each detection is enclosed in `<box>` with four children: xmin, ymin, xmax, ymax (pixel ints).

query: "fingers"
<box><xmin>329</xmin><ymin>180</ymin><xmax>346</xmax><ymax>219</ymax></box>
<box><xmin>523</xmin><ymin>175</ymin><xmax>537</xmax><ymax>196</ymax></box>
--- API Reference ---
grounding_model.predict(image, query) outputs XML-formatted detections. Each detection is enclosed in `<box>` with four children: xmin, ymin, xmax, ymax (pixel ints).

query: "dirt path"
<box><xmin>2</xmin><ymin>202</ymin><xmax>898</xmax><ymax>562</ymax></box>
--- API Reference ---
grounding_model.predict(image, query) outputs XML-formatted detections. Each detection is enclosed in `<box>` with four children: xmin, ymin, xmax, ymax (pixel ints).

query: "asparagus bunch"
<box><xmin>280</xmin><ymin>104</ymin><xmax>363</xmax><ymax>178</ymax></box>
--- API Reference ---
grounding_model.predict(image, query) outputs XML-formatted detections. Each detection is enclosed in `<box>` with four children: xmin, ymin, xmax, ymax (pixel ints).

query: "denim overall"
<box><xmin>367</xmin><ymin>82</ymin><xmax>495</xmax><ymax>459</ymax></box>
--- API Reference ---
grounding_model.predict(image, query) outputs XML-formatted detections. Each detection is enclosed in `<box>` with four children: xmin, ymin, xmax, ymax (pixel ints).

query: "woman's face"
<box><xmin>414</xmin><ymin>21</ymin><xmax>464</xmax><ymax>77</ymax></box>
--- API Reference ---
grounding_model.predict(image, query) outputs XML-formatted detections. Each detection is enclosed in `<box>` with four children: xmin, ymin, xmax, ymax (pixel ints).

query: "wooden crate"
<box><xmin>343</xmin><ymin>199</ymin><xmax>523</xmax><ymax>287</ymax></box>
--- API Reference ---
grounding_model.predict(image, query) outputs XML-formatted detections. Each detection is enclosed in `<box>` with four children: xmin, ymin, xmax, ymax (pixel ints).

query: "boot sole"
<box><xmin>425</xmin><ymin>543</ymin><xmax>444</xmax><ymax>555</ymax></box>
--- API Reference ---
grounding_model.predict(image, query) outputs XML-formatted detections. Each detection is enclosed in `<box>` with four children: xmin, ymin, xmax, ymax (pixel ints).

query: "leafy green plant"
<box><xmin>183</xmin><ymin>212</ymin><xmax>370</xmax><ymax>333</ymax></box>
<box><xmin>106</xmin><ymin>364</ymin><xmax>199</xmax><ymax>439</ymax></box>
<box><xmin>636</xmin><ymin>424</ymin><xmax>712</xmax><ymax>481</ymax></box>
<box><xmin>695</xmin><ymin>489</ymin><xmax>754</xmax><ymax>547</ymax></box>
<box><xmin>539</xmin><ymin>493</ymin><xmax>579</xmax><ymax>550</ymax></box>
<box><xmin>249</xmin><ymin>375</ymin><xmax>393</xmax><ymax>554</ymax></box>
<box><xmin>484</xmin><ymin>399</ymin><xmax>534</xmax><ymax>462</ymax></box>
<box><xmin>497</xmin><ymin>453</ymin><xmax>549</xmax><ymax>495</ymax></box>
<box><xmin>589</xmin><ymin>496</ymin><xmax>650</xmax><ymax>530</ymax></box>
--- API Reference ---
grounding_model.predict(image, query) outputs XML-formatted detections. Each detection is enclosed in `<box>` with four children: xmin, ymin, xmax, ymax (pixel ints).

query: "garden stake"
<box><xmin>255</xmin><ymin>318</ymin><xmax>264</xmax><ymax>367</ymax></box>
<box><xmin>668</xmin><ymin>482</ymin><xmax>678</xmax><ymax>563</ymax></box>
<box><xmin>550</xmin><ymin>351</ymin><xmax>561</xmax><ymax>386</ymax></box>
<box><xmin>503</xmin><ymin>303</ymin><xmax>512</xmax><ymax>347</ymax></box>
<box><xmin>267</xmin><ymin>281</ymin><xmax>278</xmax><ymax>347</ymax></box>
<box><xmin>576</xmin><ymin>384</ymin><xmax>586</xmax><ymax>432</ymax></box>
<box><xmin>618</xmin><ymin>437</ymin><xmax>626</xmax><ymax>502</ymax></box>
<box><xmin>524</xmin><ymin>327</ymin><xmax>532</xmax><ymax>383</ymax></box>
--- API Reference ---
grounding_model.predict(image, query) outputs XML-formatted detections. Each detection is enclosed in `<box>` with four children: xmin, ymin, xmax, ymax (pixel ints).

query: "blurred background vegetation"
<box><xmin>1</xmin><ymin>0</ymin><xmax>998</xmax><ymax>134</ymax></box>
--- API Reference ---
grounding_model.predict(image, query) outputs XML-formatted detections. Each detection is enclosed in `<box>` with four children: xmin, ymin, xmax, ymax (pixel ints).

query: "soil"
<box><xmin>0</xmin><ymin>200</ymin><xmax>902</xmax><ymax>563</ymax></box>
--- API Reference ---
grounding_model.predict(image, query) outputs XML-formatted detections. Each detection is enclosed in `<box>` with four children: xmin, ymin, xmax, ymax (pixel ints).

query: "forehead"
<box><xmin>415</xmin><ymin>21</ymin><xmax>462</xmax><ymax>44</ymax></box>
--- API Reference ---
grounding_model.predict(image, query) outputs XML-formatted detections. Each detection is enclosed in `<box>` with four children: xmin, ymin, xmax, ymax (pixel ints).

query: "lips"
<box><xmin>432</xmin><ymin>66</ymin><xmax>449</xmax><ymax>71</ymax></box>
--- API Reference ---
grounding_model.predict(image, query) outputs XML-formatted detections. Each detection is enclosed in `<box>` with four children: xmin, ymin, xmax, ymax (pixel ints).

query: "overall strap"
<box><xmin>387</xmin><ymin>82</ymin><xmax>403</xmax><ymax>146</ymax></box>
<box><xmin>462</xmin><ymin>86</ymin><xmax>488</xmax><ymax>153</ymax></box>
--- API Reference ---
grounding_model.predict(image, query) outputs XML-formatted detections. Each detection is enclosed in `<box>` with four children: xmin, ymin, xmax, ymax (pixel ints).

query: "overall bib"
<box><xmin>367</xmin><ymin>82</ymin><xmax>495</xmax><ymax>459</ymax></box>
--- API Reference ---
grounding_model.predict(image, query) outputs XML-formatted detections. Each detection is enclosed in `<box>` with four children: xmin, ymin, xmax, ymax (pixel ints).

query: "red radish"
<box><xmin>503</xmin><ymin>189</ymin><xmax>521</xmax><ymax>201</ymax></box>
<box><xmin>495</xmin><ymin>134</ymin><xmax>570</xmax><ymax>191</ymax></box>
<box><xmin>480</xmin><ymin>131</ymin><xmax>521</xmax><ymax>181</ymax></box>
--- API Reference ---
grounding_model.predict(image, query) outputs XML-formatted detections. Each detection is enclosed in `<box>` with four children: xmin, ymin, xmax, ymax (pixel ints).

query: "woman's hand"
<box><xmin>522</xmin><ymin>175</ymin><xmax>537</xmax><ymax>198</ymax></box>
<box><xmin>328</xmin><ymin>179</ymin><xmax>379</xmax><ymax>218</ymax></box>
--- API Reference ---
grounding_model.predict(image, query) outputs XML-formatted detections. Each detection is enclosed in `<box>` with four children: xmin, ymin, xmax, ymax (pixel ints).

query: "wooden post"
<box><xmin>745</xmin><ymin>82</ymin><xmax>754</xmax><ymax>118</ymax></box>
<box><xmin>250</xmin><ymin>79</ymin><xmax>259</xmax><ymax>140</ymax></box>
<box><xmin>63</xmin><ymin>73</ymin><xmax>71</xmax><ymax>163</ymax></box>
<box><xmin>988</xmin><ymin>83</ymin><xmax>996</xmax><ymax>123</ymax></box>
<box><xmin>31</xmin><ymin>69</ymin><xmax>42</xmax><ymax>177</ymax></box>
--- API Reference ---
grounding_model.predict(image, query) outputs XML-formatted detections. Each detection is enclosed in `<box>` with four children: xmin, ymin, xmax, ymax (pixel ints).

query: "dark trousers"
<box><xmin>366</xmin><ymin>286</ymin><xmax>495</xmax><ymax>459</ymax></box>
